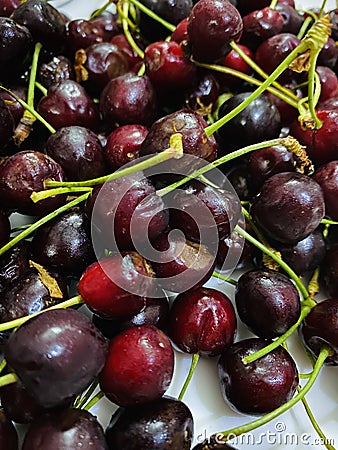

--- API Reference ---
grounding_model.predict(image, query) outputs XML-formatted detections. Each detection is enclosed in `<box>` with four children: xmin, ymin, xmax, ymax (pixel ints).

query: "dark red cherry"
<box><xmin>0</xmin><ymin>84</ymin><xmax>26</xmax><ymax>128</ymax></box>
<box><xmin>105</xmin><ymin>397</ymin><xmax>193</xmax><ymax>450</ymax></box>
<box><xmin>266</xmin><ymin>80</ymin><xmax>303</xmax><ymax>125</ymax></box>
<box><xmin>78</xmin><ymin>253</ymin><xmax>155</xmax><ymax>319</ymax></box>
<box><xmin>144</xmin><ymin>40</ymin><xmax>197</xmax><ymax>90</ymax></box>
<box><xmin>4</xmin><ymin>308</ymin><xmax>108</xmax><ymax>408</ymax></box>
<box><xmin>0</xmin><ymin>241</ymin><xmax>30</xmax><ymax>291</ymax></box>
<box><xmin>241</xmin><ymin>7</ymin><xmax>284</xmax><ymax>50</ymax></box>
<box><xmin>0</xmin><ymin>408</ymin><xmax>18</xmax><ymax>450</ymax></box>
<box><xmin>315</xmin><ymin>66</ymin><xmax>338</xmax><ymax>103</ymax></box>
<box><xmin>321</xmin><ymin>244</ymin><xmax>338</xmax><ymax>298</ymax></box>
<box><xmin>218</xmin><ymin>338</ymin><xmax>299</xmax><ymax>414</ymax></box>
<box><xmin>0</xmin><ymin>0</ymin><xmax>20</xmax><ymax>16</ymax></box>
<box><xmin>0</xmin><ymin>97</ymin><xmax>14</xmax><ymax>151</ymax></box>
<box><xmin>30</xmin><ymin>209</ymin><xmax>95</xmax><ymax>276</ymax></box>
<box><xmin>104</xmin><ymin>124</ymin><xmax>148</xmax><ymax>171</ymax></box>
<box><xmin>0</xmin><ymin>17</ymin><xmax>33</xmax><ymax>80</ymax></box>
<box><xmin>300</xmin><ymin>298</ymin><xmax>338</xmax><ymax>365</ymax></box>
<box><xmin>187</xmin><ymin>0</ymin><xmax>243</xmax><ymax>62</ymax></box>
<box><xmin>0</xmin><ymin>150</ymin><xmax>66</xmax><ymax>216</ymax></box>
<box><xmin>37</xmin><ymin>80</ymin><xmax>100</xmax><ymax>131</ymax></box>
<box><xmin>318</xmin><ymin>37</ymin><xmax>338</xmax><ymax>70</ymax></box>
<box><xmin>45</xmin><ymin>126</ymin><xmax>106</xmax><ymax>181</ymax></box>
<box><xmin>110</xmin><ymin>33</ymin><xmax>143</xmax><ymax>69</ymax></box>
<box><xmin>218</xmin><ymin>44</ymin><xmax>254</xmax><ymax>88</ymax></box>
<box><xmin>290</xmin><ymin>109</ymin><xmax>338</xmax><ymax>166</ymax></box>
<box><xmin>99</xmin><ymin>324</ymin><xmax>174</xmax><ymax>407</ymax></box>
<box><xmin>235</xmin><ymin>269</ymin><xmax>300</xmax><ymax>338</ymax></box>
<box><xmin>185</xmin><ymin>71</ymin><xmax>220</xmax><ymax>115</ymax></box>
<box><xmin>250</xmin><ymin>172</ymin><xmax>325</xmax><ymax>244</ymax></box>
<box><xmin>22</xmin><ymin>408</ymin><xmax>108</xmax><ymax>450</ymax></box>
<box><xmin>100</xmin><ymin>73</ymin><xmax>158</xmax><ymax>129</ymax></box>
<box><xmin>10</xmin><ymin>0</ymin><xmax>66</xmax><ymax>52</ymax></box>
<box><xmin>275</xmin><ymin>3</ymin><xmax>304</xmax><ymax>35</ymax></box>
<box><xmin>313</xmin><ymin>160</ymin><xmax>338</xmax><ymax>220</ymax></box>
<box><xmin>38</xmin><ymin>55</ymin><xmax>75</xmax><ymax>90</ymax></box>
<box><xmin>168</xmin><ymin>287</ymin><xmax>236</xmax><ymax>356</ymax></box>
<box><xmin>171</xmin><ymin>17</ymin><xmax>189</xmax><ymax>44</ymax></box>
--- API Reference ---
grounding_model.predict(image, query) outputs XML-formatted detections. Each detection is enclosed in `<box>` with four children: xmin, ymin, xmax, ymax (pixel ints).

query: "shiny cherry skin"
<box><xmin>0</xmin><ymin>408</ymin><xmax>18</xmax><ymax>450</ymax></box>
<box><xmin>235</xmin><ymin>269</ymin><xmax>300</xmax><ymax>338</ymax></box>
<box><xmin>321</xmin><ymin>244</ymin><xmax>338</xmax><ymax>298</ymax></box>
<box><xmin>37</xmin><ymin>55</ymin><xmax>75</xmax><ymax>89</ymax></box>
<box><xmin>242</xmin><ymin>7</ymin><xmax>284</xmax><ymax>50</ymax></box>
<box><xmin>275</xmin><ymin>3</ymin><xmax>304</xmax><ymax>35</ymax></box>
<box><xmin>37</xmin><ymin>80</ymin><xmax>100</xmax><ymax>131</ymax></box>
<box><xmin>99</xmin><ymin>324</ymin><xmax>174</xmax><ymax>407</ymax></box>
<box><xmin>315</xmin><ymin>66</ymin><xmax>338</xmax><ymax>103</ymax></box>
<box><xmin>0</xmin><ymin>150</ymin><xmax>66</xmax><ymax>216</ymax></box>
<box><xmin>78</xmin><ymin>253</ymin><xmax>155</xmax><ymax>319</ymax></box>
<box><xmin>219</xmin><ymin>44</ymin><xmax>254</xmax><ymax>88</ymax></box>
<box><xmin>300</xmin><ymin>298</ymin><xmax>338</xmax><ymax>365</ymax></box>
<box><xmin>22</xmin><ymin>408</ymin><xmax>108</xmax><ymax>450</ymax></box>
<box><xmin>110</xmin><ymin>33</ymin><xmax>143</xmax><ymax>69</ymax></box>
<box><xmin>4</xmin><ymin>308</ymin><xmax>108</xmax><ymax>408</ymax></box>
<box><xmin>185</xmin><ymin>72</ymin><xmax>220</xmax><ymax>115</ymax></box>
<box><xmin>0</xmin><ymin>0</ymin><xmax>20</xmax><ymax>16</ymax></box>
<box><xmin>0</xmin><ymin>97</ymin><xmax>14</xmax><ymax>151</ymax></box>
<box><xmin>250</xmin><ymin>172</ymin><xmax>325</xmax><ymax>244</ymax></box>
<box><xmin>105</xmin><ymin>397</ymin><xmax>193</xmax><ymax>450</ymax></box>
<box><xmin>168</xmin><ymin>287</ymin><xmax>236</xmax><ymax>356</ymax></box>
<box><xmin>0</xmin><ymin>241</ymin><xmax>30</xmax><ymax>291</ymax></box>
<box><xmin>313</xmin><ymin>160</ymin><xmax>338</xmax><ymax>220</ymax></box>
<box><xmin>218</xmin><ymin>338</ymin><xmax>299</xmax><ymax>414</ymax></box>
<box><xmin>0</xmin><ymin>85</ymin><xmax>26</xmax><ymax>129</ymax></box>
<box><xmin>171</xmin><ymin>17</ymin><xmax>189</xmax><ymax>44</ymax></box>
<box><xmin>104</xmin><ymin>124</ymin><xmax>148</xmax><ymax>171</ymax></box>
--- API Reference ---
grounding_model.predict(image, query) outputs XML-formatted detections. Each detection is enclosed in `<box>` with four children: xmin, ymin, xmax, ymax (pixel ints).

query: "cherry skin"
<box><xmin>168</xmin><ymin>287</ymin><xmax>236</xmax><ymax>356</ymax></box>
<box><xmin>218</xmin><ymin>338</ymin><xmax>299</xmax><ymax>414</ymax></box>
<box><xmin>0</xmin><ymin>0</ymin><xmax>20</xmax><ymax>16</ymax></box>
<box><xmin>185</xmin><ymin>72</ymin><xmax>220</xmax><ymax>115</ymax></box>
<box><xmin>4</xmin><ymin>308</ymin><xmax>108</xmax><ymax>408</ymax></box>
<box><xmin>171</xmin><ymin>17</ymin><xmax>189</xmax><ymax>44</ymax></box>
<box><xmin>105</xmin><ymin>397</ymin><xmax>193</xmax><ymax>450</ymax></box>
<box><xmin>235</xmin><ymin>269</ymin><xmax>300</xmax><ymax>338</ymax></box>
<box><xmin>78</xmin><ymin>252</ymin><xmax>155</xmax><ymax>319</ymax></box>
<box><xmin>110</xmin><ymin>34</ymin><xmax>143</xmax><ymax>69</ymax></box>
<box><xmin>0</xmin><ymin>408</ymin><xmax>18</xmax><ymax>450</ymax></box>
<box><xmin>321</xmin><ymin>244</ymin><xmax>338</xmax><ymax>298</ymax></box>
<box><xmin>275</xmin><ymin>3</ymin><xmax>304</xmax><ymax>35</ymax></box>
<box><xmin>22</xmin><ymin>408</ymin><xmax>108</xmax><ymax>450</ymax></box>
<box><xmin>0</xmin><ymin>241</ymin><xmax>30</xmax><ymax>291</ymax></box>
<box><xmin>313</xmin><ymin>160</ymin><xmax>338</xmax><ymax>220</ymax></box>
<box><xmin>241</xmin><ymin>7</ymin><xmax>284</xmax><ymax>50</ymax></box>
<box><xmin>315</xmin><ymin>66</ymin><xmax>338</xmax><ymax>103</ymax></box>
<box><xmin>218</xmin><ymin>44</ymin><xmax>254</xmax><ymax>88</ymax></box>
<box><xmin>38</xmin><ymin>55</ymin><xmax>75</xmax><ymax>90</ymax></box>
<box><xmin>250</xmin><ymin>172</ymin><xmax>325</xmax><ymax>244</ymax></box>
<box><xmin>0</xmin><ymin>97</ymin><xmax>14</xmax><ymax>151</ymax></box>
<box><xmin>300</xmin><ymin>298</ymin><xmax>338</xmax><ymax>365</ymax></box>
<box><xmin>99</xmin><ymin>324</ymin><xmax>174</xmax><ymax>407</ymax></box>
<box><xmin>0</xmin><ymin>209</ymin><xmax>10</xmax><ymax>249</ymax></box>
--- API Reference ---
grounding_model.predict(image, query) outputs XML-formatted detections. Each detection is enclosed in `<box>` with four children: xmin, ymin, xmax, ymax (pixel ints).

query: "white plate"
<box><xmin>18</xmin><ymin>0</ymin><xmax>338</xmax><ymax>448</ymax></box>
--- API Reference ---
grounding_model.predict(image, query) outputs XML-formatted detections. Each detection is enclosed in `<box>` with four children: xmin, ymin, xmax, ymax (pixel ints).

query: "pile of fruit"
<box><xmin>0</xmin><ymin>0</ymin><xmax>337</xmax><ymax>448</ymax></box>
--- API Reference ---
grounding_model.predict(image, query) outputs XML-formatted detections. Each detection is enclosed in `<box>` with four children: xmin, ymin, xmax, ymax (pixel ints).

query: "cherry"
<box><xmin>218</xmin><ymin>338</ymin><xmax>299</xmax><ymax>414</ymax></box>
<box><xmin>78</xmin><ymin>252</ymin><xmax>155</xmax><ymax>319</ymax></box>
<box><xmin>313</xmin><ymin>160</ymin><xmax>338</xmax><ymax>220</ymax></box>
<box><xmin>0</xmin><ymin>97</ymin><xmax>14</xmax><ymax>151</ymax></box>
<box><xmin>0</xmin><ymin>84</ymin><xmax>26</xmax><ymax>128</ymax></box>
<box><xmin>0</xmin><ymin>241</ymin><xmax>30</xmax><ymax>291</ymax></box>
<box><xmin>82</xmin><ymin>42</ymin><xmax>129</xmax><ymax>95</ymax></box>
<box><xmin>300</xmin><ymin>298</ymin><xmax>338</xmax><ymax>366</ymax></box>
<box><xmin>185</xmin><ymin>71</ymin><xmax>220</xmax><ymax>115</ymax></box>
<box><xmin>144</xmin><ymin>40</ymin><xmax>197</xmax><ymax>90</ymax></box>
<box><xmin>290</xmin><ymin>109</ymin><xmax>338</xmax><ymax>166</ymax></box>
<box><xmin>99</xmin><ymin>324</ymin><xmax>174</xmax><ymax>407</ymax></box>
<box><xmin>235</xmin><ymin>269</ymin><xmax>300</xmax><ymax>338</ymax></box>
<box><xmin>45</xmin><ymin>126</ymin><xmax>107</xmax><ymax>181</ymax></box>
<box><xmin>89</xmin><ymin>10</ymin><xmax>120</xmax><ymax>42</ymax></box>
<box><xmin>0</xmin><ymin>0</ymin><xmax>20</xmax><ymax>17</ymax></box>
<box><xmin>266</xmin><ymin>80</ymin><xmax>303</xmax><ymax>125</ymax></box>
<box><xmin>0</xmin><ymin>408</ymin><xmax>18</xmax><ymax>450</ymax></box>
<box><xmin>171</xmin><ymin>17</ymin><xmax>189</xmax><ymax>44</ymax></box>
<box><xmin>250</xmin><ymin>172</ymin><xmax>325</xmax><ymax>244</ymax></box>
<box><xmin>275</xmin><ymin>3</ymin><xmax>304</xmax><ymax>35</ymax></box>
<box><xmin>218</xmin><ymin>44</ymin><xmax>254</xmax><ymax>88</ymax></box>
<box><xmin>10</xmin><ymin>0</ymin><xmax>66</xmax><ymax>52</ymax></box>
<box><xmin>30</xmin><ymin>209</ymin><xmax>95</xmax><ymax>276</ymax></box>
<box><xmin>317</xmin><ymin>37</ymin><xmax>338</xmax><ymax>70</ymax></box>
<box><xmin>99</xmin><ymin>73</ymin><xmax>158</xmax><ymax>129</ymax></box>
<box><xmin>105</xmin><ymin>397</ymin><xmax>193</xmax><ymax>450</ymax></box>
<box><xmin>187</xmin><ymin>0</ymin><xmax>243</xmax><ymax>63</ymax></box>
<box><xmin>315</xmin><ymin>66</ymin><xmax>338</xmax><ymax>103</ymax></box>
<box><xmin>241</xmin><ymin>7</ymin><xmax>284</xmax><ymax>50</ymax></box>
<box><xmin>216</xmin><ymin>225</ymin><xmax>254</xmax><ymax>271</ymax></box>
<box><xmin>218</xmin><ymin>92</ymin><xmax>281</xmax><ymax>152</ymax></box>
<box><xmin>38</xmin><ymin>55</ymin><xmax>75</xmax><ymax>90</ymax></box>
<box><xmin>321</xmin><ymin>244</ymin><xmax>338</xmax><ymax>298</ymax></box>
<box><xmin>104</xmin><ymin>124</ymin><xmax>148</xmax><ymax>171</ymax></box>
<box><xmin>0</xmin><ymin>17</ymin><xmax>33</xmax><ymax>80</ymax></box>
<box><xmin>0</xmin><ymin>150</ymin><xmax>66</xmax><ymax>216</ymax></box>
<box><xmin>4</xmin><ymin>308</ymin><xmax>108</xmax><ymax>408</ymax></box>
<box><xmin>277</xmin><ymin>229</ymin><xmax>326</xmax><ymax>276</ymax></box>
<box><xmin>168</xmin><ymin>287</ymin><xmax>236</xmax><ymax>356</ymax></box>
<box><xmin>140</xmin><ymin>109</ymin><xmax>218</xmax><ymax>161</ymax></box>
<box><xmin>22</xmin><ymin>408</ymin><xmax>108</xmax><ymax>450</ymax></box>
<box><xmin>110</xmin><ymin>33</ymin><xmax>143</xmax><ymax>69</ymax></box>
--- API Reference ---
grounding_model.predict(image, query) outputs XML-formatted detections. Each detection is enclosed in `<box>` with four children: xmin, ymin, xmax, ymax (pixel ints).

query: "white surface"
<box><xmin>20</xmin><ymin>0</ymin><xmax>338</xmax><ymax>448</ymax></box>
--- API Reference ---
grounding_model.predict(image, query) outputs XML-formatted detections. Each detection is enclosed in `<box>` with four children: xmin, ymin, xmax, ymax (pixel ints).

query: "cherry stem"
<box><xmin>297</xmin><ymin>16</ymin><xmax>313</xmax><ymax>40</ymax></box>
<box><xmin>44</xmin><ymin>133</ymin><xmax>184</xmax><ymax>188</ymax></box>
<box><xmin>307</xmin><ymin>54</ymin><xmax>322</xmax><ymax>128</ymax></box>
<box><xmin>127</xmin><ymin>0</ymin><xmax>176</xmax><ymax>32</ymax></box>
<box><xmin>0</xmin><ymin>373</ymin><xmax>18</xmax><ymax>388</ymax></box>
<box><xmin>318</xmin><ymin>0</ymin><xmax>328</xmax><ymax>18</ymax></box>
<box><xmin>212</xmin><ymin>271</ymin><xmax>238</xmax><ymax>286</ymax></box>
<box><xmin>74</xmin><ymin>379</ymin><xmax>99</xmax><ymax>409</ymax></box>
<box><xmin>90</xmin><ymin>0</ymin><xmax>111</xmax><ymax>19</ymax></box>
<box><xmin>228</xmin><ymin>41</ymin><xmax>300</xmax><ymax>103</ymax></box>
<box><xmin>0</xmin><ymin>359</ymin><xmax>6</xmax><ymax>374</ymax></box>
<box><xmin>193</xmin><ymin>60</ymin><xmax>299</xmax><ymax>109</ymax></box>
<box><xmin>83</xmin><ymin>390</ymin><xmax>105</xmax><ymax>411</ymax></box>
<box><xmin>0</xmin><ymin>85</ymin><xmax>56</xmax><ymax>134</ymax></box>
<box><xmin>0</xmin><ymin>295</ymin><xmax>83</xmax><ymax>332</ymax></box>
<box><xmin>269</xmin><ymin>0</ymin><xmax>278</xmax><ymax>8</ymax></box>
<box><xmin>321</xmin><ymin>218</ymin><xmax>338</xmax><ymax>225</ymax></box>
<box><xmin>0</xmin><ymin>192</ymin><xmax>90</xmax><ymax>257</ymax></box>
<box><xmin>35</xmin><ymin>81</ymin><xmax>48</xmax><ymax>96</ymax></box>
<box><xmin>216</xmin><ymin>346</ymin><xmax>331</xmax><ymax>441</ymax></box>
<box><xmin>120</xmin><ymin>1</ymin><xmax>144</xmax><ymax>59</ymax></box>
<box><xmin>31</xmin><ymin>186</ymin><xmax>93</xmax><ymax>203</ymax></box>
<box><xmin>178</xmin><ymin>353</ymin><xmax>200</xmax><ymax>401</ymax></box>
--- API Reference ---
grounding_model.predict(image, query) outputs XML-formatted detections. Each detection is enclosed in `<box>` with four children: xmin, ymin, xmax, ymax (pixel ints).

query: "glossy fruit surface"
<box><xmin>0</xmin><ymin>407</ymin><xmax>18</xmax><ymax>450</ymax></box>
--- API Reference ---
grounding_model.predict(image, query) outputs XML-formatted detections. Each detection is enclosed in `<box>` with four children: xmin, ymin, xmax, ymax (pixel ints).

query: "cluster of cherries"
<box><xmin>0</xmin><ymin>0</ymin><xmax>338</xmax><ymax>448</ymax></box>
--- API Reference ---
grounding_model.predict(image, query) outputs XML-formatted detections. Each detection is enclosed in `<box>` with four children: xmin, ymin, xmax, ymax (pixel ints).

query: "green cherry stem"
<box><xmin>297</xmin><ymin>16</ymin><xmax>314</xmax><ymax>40</ymax></box>
<box><xmin>75</xmin><ymin>379</ymin><xmax>99</xmax><ymax>409</ymax></box>
<box><xmin>0</xmin><ymin>295</ymin><xmax>83</xmax><ymax>332</ymax></box>
<box><xmin>35</xmin><ymin>81</ymin><xmax>48</xmax><ymax>96</ymax></box>
<box><xmin>269</xmin><ymin>0</ymin><xmax>278</xmax><ymax>8</ymax></box>
<box><xmin>216</xmin><ymin>346</ymin><xmax>331</xmax><ymax>442</ymax></box>
<box><xmin>120</xmin><ymin>1</ymin><xmax>145</xmax><ymax>59</ymax></box>
<box><xmin>212</xmin><ymin>271</ymin><xmax>238</xmax><ymax>286</ymax></box>
<box><xmin>90</xmin><ymin>0</ymin><xmax>111</xmax><ymax>19</ymax></box>
<box><xmin>0</xmin><ymin>373</ymin><xmax>19</xmax><ymax>388</ymax></box>
<box><xmin>178</xmin><ymin>353</ymin><xmax>200</xmax><ymax>401</ymax></box>
<box><xmin>83</xmin><ymin>390</ymin><xmax>105</xmax><ymax>411</ymax></box>
<box><xmin>31</xmin><ymin>186</ymin><xmax>93</xmax><ymax>203</ymax></box>
<box><xmin>0</xmin><ymin>359</ymin><xmax>6</xmax><ymax>374</ymax></box>
<box><xmin>127</xmin><ymin>0</ymin><xmax>176</xmax><ymax>32</ymax></box>
<box><xmin>44</xmin><ymin>133</ymin><xmax>184</xmax><ymax>188</ymax></box>
<box><xmin>321</xmin><ymin>218</ymin><xmax>338</xmax><ymax>225</ymax></box>
<box><xmin>0</xmin><ymin>193</ymin><xmax>90</xmax><ymax>257</ymax></box>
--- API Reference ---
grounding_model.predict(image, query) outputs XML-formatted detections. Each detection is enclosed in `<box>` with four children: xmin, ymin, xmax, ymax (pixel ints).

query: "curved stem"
<box><xmin>45</xmin><ymin>133</ymin><xmax>183</xmax><ymax>188</ymax></box>
<box><xmin>178</xmin><ymin>353</ymin><xmax>200</xmax><ymax>401</ymax></box>
<box><xmin>217</xmin><ymin>346</ymin><xmax>331</xmax><ymax>441</ymax></box>
<box><xmin>297</xmin><ymin>16</ymin><xmax>313</xmax><ymax>40</ymax></box>
<box><xmin>35</xmin><ymin>81</ymin><xmax>48</xmax><ymax>96</ymax></box>
<box><xmin>31</xmin><ymin>186</ymin><xmax>93</xmax><ymax>203</ymax></box>
<box><xmin>307</xmin><ymin>55</ymin><xmax>322</xmax><ymax>128</ymax></box>
<box><xmin>90</xmin><ymin>1</ymin><xmax>111</xmax><ymax>19</ymax></box>
<box><xmin>120</xmin><ymin>1</ymin><xmax>144</xmax><ymax>59</ymax></box>
<box><xmin>0</xmin><ymin>193</ymin><xmax>90</xmax><ymax>257</ymax></box>
<box><xmin>0</xmin><ymin>295</ymin><xmax>83</xmax><ymax>332</ymax></box>
<box><xmin>212</xmin><ymin>271</ymin><xmax>237</xmax><ymax>286</ymax></box>
<box><xmin>128</xmin><ymin>0</ymin><xmax>175</xmax><ymax>32</ymax></box>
